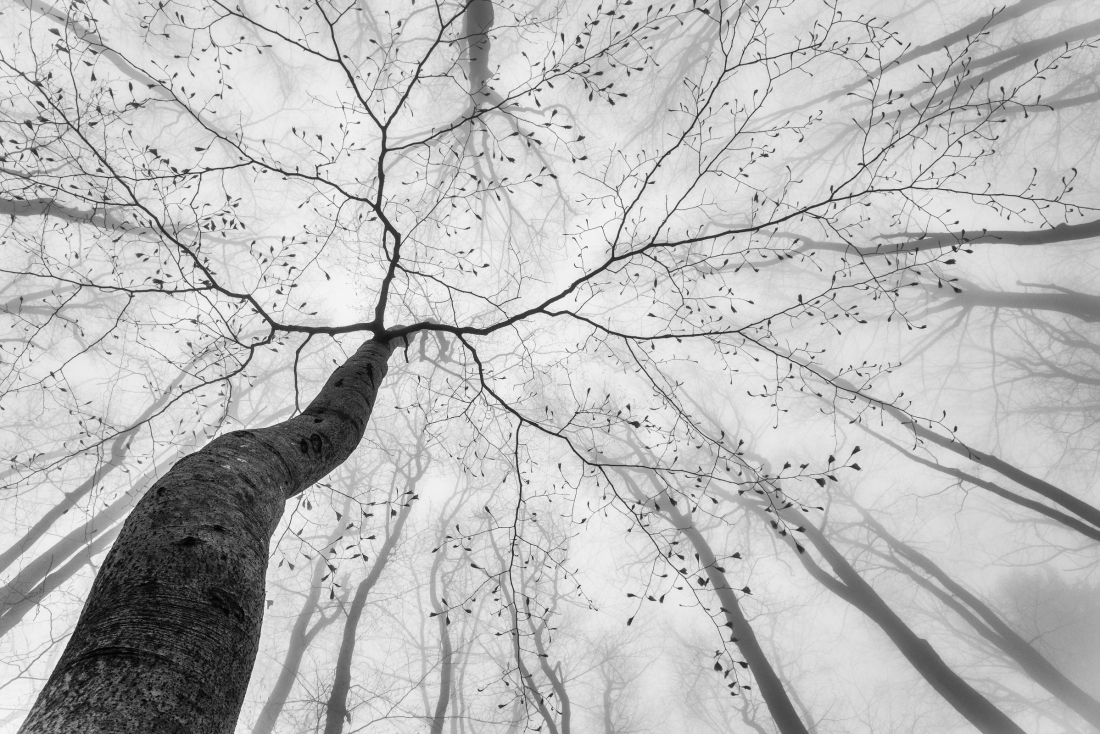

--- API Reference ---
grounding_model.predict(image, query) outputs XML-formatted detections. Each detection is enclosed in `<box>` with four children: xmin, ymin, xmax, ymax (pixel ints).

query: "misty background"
<box><xmin>1</xmin><ymin>0</ymin><xmax>1099</xmax><ymax>731</ymax></box>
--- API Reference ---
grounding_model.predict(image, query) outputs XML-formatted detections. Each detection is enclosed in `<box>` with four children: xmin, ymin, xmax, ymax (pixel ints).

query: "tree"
<box><xmin>2</xmin><ymin>0</ymin><xmax>1100</xmax><ymax>732</ymax></box>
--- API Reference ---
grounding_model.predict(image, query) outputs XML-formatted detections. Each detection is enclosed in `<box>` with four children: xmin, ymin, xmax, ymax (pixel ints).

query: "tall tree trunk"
<box><xmin>901</xmin><ymin>421</ymin><xmax>1100</xmax><ymax>532</ymax></box>
<box><xmin>0</xmin><ymin>448</ymin><xmax>187</xmax><ymax>628</ymax></box>
<box><xmin>854</xmin><ymin>423</ymin><xmax>1100</xmax><ymax>542</ymax></box>
<box><xmin>323</xmin><ymin>490</ymin><xmax>416</xmax><ymax>734</ymax></box>
<box><xmin>4</xmin><ymin>405</ymin><xmax>288</xmax><ymax>628</ymax></box>
<box><xmin>428</xmin><ymin>539</ymin><xmax>455</xmax><ymax>734</ymax></box>
<box><xmin>617</xmin><ymin>470</ymin><xmax>810</xmax><ymax>734</ymax></box>
<box><xmin>728</xmin><ymin>488</ymin><xmax>1028</xmax><ymax>734</ymax></box>
<box><xmin>529</xmin><ymin>617</ymin><xmax>571</xmax><ymax>734</ymax></box>
<box><xmin>790</xmin><ymin>348</ymin><xmax>1100</xmax><ymax>533</ymax></box>
<box><xmin>464</xmin><ymin>0</ymin><xmax>495</xmax><ymax>94</ymax></box>
<box><xmin>855</xmin><ymin>508</ymin><xmax>1100</xmax><ymax>728</ymax></box>
<box><xmin>504</xmin><ymin>591</ymin><xmax>560</xmax><ymax>734</ymax></box>
<box><xmin>601</xmin><ymin>674</ymin><xmax>615</xmax><ymax>734</ymax></box>
<box><xmin>18</xmin><ymin>338</ymin><xmax>393</xmax><ymax>734</ymax></box>
<box><xmin>662</xmin><ymin>501</ymin><xmax>809</xmax><ymax>734</ymax></box>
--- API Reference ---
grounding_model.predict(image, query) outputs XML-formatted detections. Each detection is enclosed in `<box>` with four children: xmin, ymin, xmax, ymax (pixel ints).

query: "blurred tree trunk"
<box><xmin>323</xmin><ymin>476</ymin><xmax>417</xmax><ymax>734</ymax></box>
<box><xmin>729</xmin><ymin>488</ymin><xmax>1028</xmax><ymax>734</ymax></box>
<box><xmin>852</xmin><ymin>421</ymin><xmax>1100</xmax><ymax>542</ymax></box>
<box><xmin>618</xmin><ymin>471</ymin><xmax>810</xmax><ymax>734</ymax></box>
<box><xmin>794</xmin><ymin>350</ymin><xmax>1100</xmax><ymax>535</ymax></box>
<box><xmin>528</xmin><ymin>615</ymin><xmax>571</xmax><ymax>734</ymax></box>
<box><xmin>0</xmin><ymin>491</ymin><xmax>136</xmax><ymax>635</ymax></box>
<box><xmin>428</xmin><ymin>533</ymin><xmax>455</xmax><ymax>734</ymax></box>
<box><xmin>0</xmin><ymin>525</ymin><xmax>121</xmax><ymax>637</ymax></box>
<box><xmin>853</xmin><ymin>508</ymin><xmax>1100</xmax><ymax>729</ymax></box>
<box><xmin>18</xmin><ymin>339</ymin><xmax>392</xmax><ymax>734</ymax></box>
<box><xmin>0</xmin><ymin>369</ymin><xmax>188</xmax><ymax>577</ymax></box>
<box><xmin>251</xmin><ymin>496</ymin><xmax>353</xmax><ymax>734</ymax></box>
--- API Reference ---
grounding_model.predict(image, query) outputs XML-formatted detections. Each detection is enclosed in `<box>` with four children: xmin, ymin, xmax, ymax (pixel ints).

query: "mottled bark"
<box><xmin>18</xmin><ymin>338</ymin><xmax>393</xmax><ymax>734</ymax></box>
<box><xmin>323</xmin><ymin>493</ymin><xmax>415</xmax><ymax>734</ymax></box>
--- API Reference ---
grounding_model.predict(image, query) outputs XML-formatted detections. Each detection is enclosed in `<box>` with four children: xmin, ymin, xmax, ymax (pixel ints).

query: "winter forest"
<box><xmin>1</xmin><ymin>0</ymin><xmax>1099</xmax><ymax>731</ymax></box>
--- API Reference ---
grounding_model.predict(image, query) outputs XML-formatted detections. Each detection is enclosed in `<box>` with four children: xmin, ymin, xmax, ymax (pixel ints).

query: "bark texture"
<box><xmin>18</xmin><ymin>338</ymin><xmax>393</xmax><ymax>734</ymax></box>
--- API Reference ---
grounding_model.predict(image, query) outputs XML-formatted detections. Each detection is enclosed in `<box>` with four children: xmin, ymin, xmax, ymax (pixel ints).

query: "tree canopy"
<box><xmin>2</xmin><ymin>0</ymin><xmax>1100</xmax><ymax>731</ymax></box>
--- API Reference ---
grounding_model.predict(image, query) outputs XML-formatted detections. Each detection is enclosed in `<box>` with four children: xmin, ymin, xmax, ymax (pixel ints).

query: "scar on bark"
<box><xmin>298</xmin><ymin>433</ymin><xmax>324</xmax><ymax>455</ymax></box>
<box><xmin>207</xmin><ymin>587</ymin><xmax>246</xmax><ymax>621</ymax></box>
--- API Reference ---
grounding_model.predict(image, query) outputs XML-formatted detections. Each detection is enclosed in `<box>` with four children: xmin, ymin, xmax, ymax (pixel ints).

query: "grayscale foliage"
<box><xmin>1</xmin><ymin>0</ymin><xmax>1099</xmax><ymax>732</ymax></box>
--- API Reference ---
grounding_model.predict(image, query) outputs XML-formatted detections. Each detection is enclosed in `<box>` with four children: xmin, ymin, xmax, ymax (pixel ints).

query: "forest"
<box><xmin>1</xmin><ymin>0</ymin><xmax>1099</xmax><ymax>731</ymax></box>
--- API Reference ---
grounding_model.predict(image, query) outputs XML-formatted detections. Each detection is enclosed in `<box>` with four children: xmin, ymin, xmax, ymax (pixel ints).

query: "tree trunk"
<box><xmin>529</xmin><ymin>617</ymin><xmax>571</xmax><ymax>734</ymax></box>
<box><xmin>903</xmin><ymin>422</ymin><xmax>1100</xmax><ymax>532</ymax></box>
<box><xmin>857</xmin><ymin>509</ymin><xmax>1100</xmax><ymax>728</ymax></box>
<box><xmin>251</xmin><ymin>496</ymin><xmax>353</xmax><ymax>734</ymax></box>
<box><xmin>18</xmin><ymin>338</ymin><xmax>393</xmax><ymax>734</ymax></box>
<box><xmin>601</xmin><ymin>676</ymin><xmax>614</xmax><ymax>734</ymax></box>
<box><xmin>662</xmin><ymin>500</ymin><xmax>809</xmax><ymax>734</ymax></box>
<box><xmin>730</xmin><ymin>488</ymin><xmax>1029</xmax><ymax>734</ymax></box>
<box><xmin>615</xmin><ymin>467</ymin><xmax>809</xmax><ymax>734</ymax></box>
<box><xmin>790</xmin><ymin>347</ymin><xmax>1100</xmax><ymax>533</ymax></box>
<box><xmin>323</xmin><ymin>493</ymin><xmax>415</xmax><ymax>734</ymax></box>
<box><xmin>856</xmin><ymin>425</ymin><xmax>1100</xmax><ymax>542</ymax></box>
<box><xmin>0</xmin><ymin>525</ymin><xmax>121</xmax><ymax>637</ymax></box>
<box><xmin>428</xmin><ymin>540</ymin><xmax>455</xmax><ymax>734</ymax></box>
<box><xmin>0</xmin><ymin>368</ymin><xmax>188</xmax><ymax>577</ymax></box>
<box><xmin>464</xmin><ymin>0</ymin><xmax>495</xmax><ymax>93</ymax></box>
